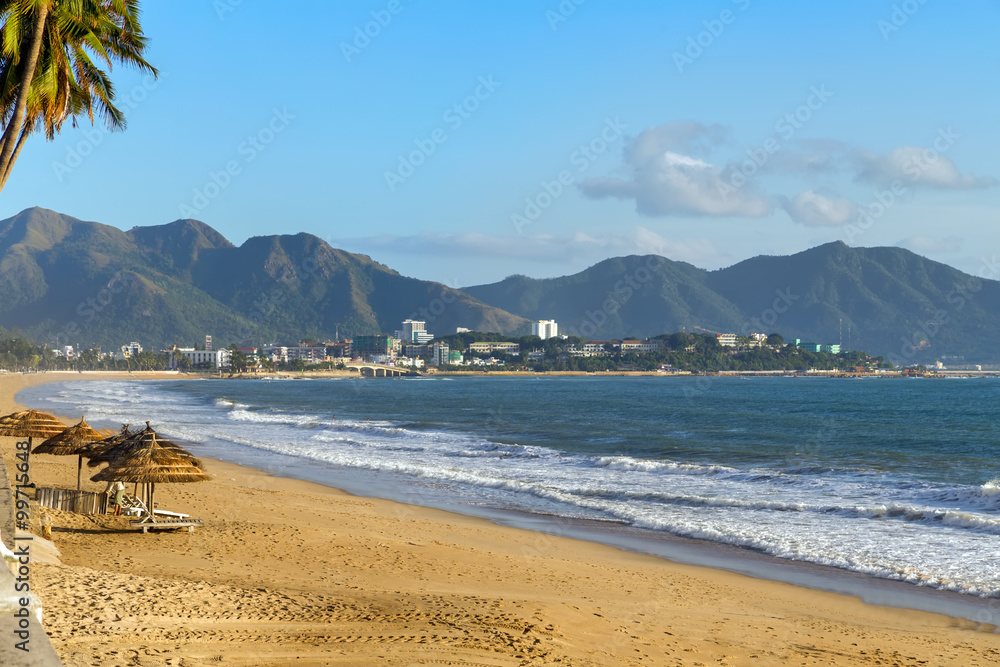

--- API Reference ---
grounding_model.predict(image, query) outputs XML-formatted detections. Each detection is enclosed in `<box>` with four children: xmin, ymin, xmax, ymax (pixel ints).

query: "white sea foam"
<box><xmin>19</xmin><ymin>379</ymin><xmax>1000</xmax><ymax>598</ymax></box>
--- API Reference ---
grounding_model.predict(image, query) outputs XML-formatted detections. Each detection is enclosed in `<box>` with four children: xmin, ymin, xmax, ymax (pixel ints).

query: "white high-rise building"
<box><xmin>398</xmin><ymin>319</ymin><xmax>426</xmax><ymax>343</ymax></box>
<box><xmin>532</xmin><ymin>320</ymin><xmax>558</xmax><ymax>340</ymax></box>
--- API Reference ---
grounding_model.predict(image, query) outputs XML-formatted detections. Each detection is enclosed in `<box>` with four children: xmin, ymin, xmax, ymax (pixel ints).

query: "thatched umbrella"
<box><xmin>90</xmin><ymin>429</ymin><xmax>209</xmax><ymax>524</ymax></box>
<box><xmin>81</xmin><ymin>424</ymin><xmax>137</xmax><ymax>465</ymax></box>
<box><xmin>32</xmin><ymin>416</ymin><xmax>106</xmax><ymax>491</ymax></box>
<box><xmin>87</xmin><ymin>422</ymin><xmax>200</xmax><ymax>469</ymax></box>
<box><xmin>0</xmin><ymin>409</ymin><xmax>69</xmax><ymax>454</ymax></box>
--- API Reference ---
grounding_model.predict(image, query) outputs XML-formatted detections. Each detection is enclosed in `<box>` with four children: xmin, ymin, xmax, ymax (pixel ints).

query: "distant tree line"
<box><xmin>434</xmin><ymin>331</ymin><xmax>892</xmax><ymax>373</ymax></box>
<box><xmin>0</xmin><ymin>339</ymin><xmax>169</xmax><ymax>371</ymax></box>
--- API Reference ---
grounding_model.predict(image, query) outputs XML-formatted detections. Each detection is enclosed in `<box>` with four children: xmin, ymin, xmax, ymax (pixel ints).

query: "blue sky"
<box><xmin>4</xmin><ymin>0</ymin><xmax>1000</xmax><ymax>286</ymax></box>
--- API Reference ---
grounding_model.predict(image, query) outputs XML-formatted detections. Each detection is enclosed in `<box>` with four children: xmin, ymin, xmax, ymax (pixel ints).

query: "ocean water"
<box><xmin>19</xmin><ymin>375</ymin><xmax>1000</xmax><ymax>599</ymax></box>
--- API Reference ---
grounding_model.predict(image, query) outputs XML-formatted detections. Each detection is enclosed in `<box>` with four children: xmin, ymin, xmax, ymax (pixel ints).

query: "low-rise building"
<box><xmin>621</xmin><ymin>340</ymin><xmax>661</xmax><ymax>353</ymax></box>
<box><xmin>716</xmin><ymin>333</ymin><xmax>737</xmax><ymax>347</ymax></box>
<box><xmin>121</xmin><ymin>341</ymin><xmax>143</xmax><ymax>358</ymax></box>
<box><xmin>262</xmin><ymin>345</ymin><xmax>289</xmax><ymax>363</ymax></box>
<box><xmin>169</xmin><ymin>347</ymin><xmax>232</xmax><ymax>369</ymax></box>
<box><xmin>352</xmin><ymin>335</ymin><xmax>395</xmax><ymax>361</ymax></box>
<box><xmin>468</xmin><ymin>342</ymin><xmax>520</xmax><ymax>355</ymax></box>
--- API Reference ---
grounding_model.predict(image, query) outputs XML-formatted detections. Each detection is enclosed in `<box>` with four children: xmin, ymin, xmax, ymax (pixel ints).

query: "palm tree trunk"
<box><xmin>0</xmin><ymin>1</ymin><xmax>49</xmax><ymax>194</ymax></box>
<box><xmin>0</xmin><ymin>126</ymin><xmax>31</xmax><ymax>191</ymax></box>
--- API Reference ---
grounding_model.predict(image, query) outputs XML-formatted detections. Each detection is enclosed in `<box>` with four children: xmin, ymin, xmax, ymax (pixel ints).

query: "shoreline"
<box><xmin>6</xmin><ymin>372</ymin><xmax>1000</xmax><ymax>665</ymax></box>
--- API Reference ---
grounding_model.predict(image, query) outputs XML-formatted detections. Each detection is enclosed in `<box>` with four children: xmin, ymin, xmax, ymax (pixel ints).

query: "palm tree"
<box><xmin>0</xmin><ymin>0</ymin><xmax>156</xmax><ymax>192</ymax></box>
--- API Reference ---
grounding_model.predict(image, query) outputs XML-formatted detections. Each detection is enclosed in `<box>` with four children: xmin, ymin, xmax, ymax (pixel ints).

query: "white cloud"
<box><xmin>780</xmin><ymin>189</ymin><xmax>858</xmax><ymax>227</ymax></box>
<box><xmin>580</xmin><ymin>123</ymin><xmax>772</xmax><ymax>218</ymax></box>
<box><xmin>854</xmin><ymin>147</ymin><xmax>997</xmax><ymax>189</ymax></box>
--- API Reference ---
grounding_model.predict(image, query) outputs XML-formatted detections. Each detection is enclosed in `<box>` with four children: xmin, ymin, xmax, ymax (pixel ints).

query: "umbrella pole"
<box><xmin>149</xmin><ymin>484</ymin><xmax>156</xmax><ymax>524</ymax></box>
<box><xmin>76</xmin><ymin>455</ymin><xmax>82</xmax><ymax>492</ymax></box>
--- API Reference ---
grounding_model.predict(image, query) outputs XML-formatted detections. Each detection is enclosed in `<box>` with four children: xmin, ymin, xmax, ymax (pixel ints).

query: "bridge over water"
<box><xmin>344</xmin><ymin>363</ymin><xmax>420</xmax><ymax>377</ymax></box>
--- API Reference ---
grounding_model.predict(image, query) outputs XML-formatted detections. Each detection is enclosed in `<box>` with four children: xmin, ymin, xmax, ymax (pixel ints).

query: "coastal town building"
<box><xmin>791</xmin><ymin>339</ymin><xmax>842</xmax><ymax>354</ymax></box>
<box><xmin>121</xmin><ymin>341</ymin><xmax>143</xmax><ymax>358</ymax></box>
<box><xmin>395</xmin><ymin>319</ymin><xmax>433</xmax><ymax>344</ymax></box>
<box><xmin>326</xmin><ymin>341</ymin><xmax>351</xmax><ymax>358</ymax></box>
<box><xmin>286</xmin><ymin>344</ymin><xmax>327</xmax><ymax>363</ymax></box>
<box><xmin>621</xmin><ymin>340</ymin><xmax>662</xmax><ymax>353</ymax></box>
<box><xmin>715</xmin><ymin>333</ymin><xmax>737</xmax><ymax>347</ymax></box>
<box><xmin>468</xmin><ymin>342</ymin><xmax>521</xmax><ymax>355</ymax></box>
<box><xmin>352</xmin><ymin>335</ymin><xmax>395</xmax><ymax>361</ymax></box>
<box><xmin>262</xmin><ymin>345</ymin><xmax>288</xmax><ymax>363</ymax></box>
<box><xmin>532</xmin><ymin>320</ymin><xmax>558</xmax><ymax>339</ymax></box>
<box><xmin>431</xmin><ymin>342</ymin><xmax>449</xmax><ymax>367</ymax></box>
<box><xmin>169</xmin><ymin>347</ymin><xmax>232</xmax><ymax>369</ymax></box>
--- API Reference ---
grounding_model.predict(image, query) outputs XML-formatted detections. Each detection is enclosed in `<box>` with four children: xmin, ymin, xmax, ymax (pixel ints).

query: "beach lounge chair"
<box><xmin>122</xmin><ymin>498</ymin><xmax>202</xmax><ymax>532</ymax></box>
<box><xmin>117</xmin><ymin>494</ymin><xmax>149</xmax><ymax>517</ymax></box>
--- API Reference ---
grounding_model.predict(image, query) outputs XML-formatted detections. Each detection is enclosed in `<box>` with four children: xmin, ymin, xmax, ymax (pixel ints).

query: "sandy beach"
<box><xmin>3</xmin><ymin>372</ymin><xmax>1000</xmax><ymax>666</ymax></box>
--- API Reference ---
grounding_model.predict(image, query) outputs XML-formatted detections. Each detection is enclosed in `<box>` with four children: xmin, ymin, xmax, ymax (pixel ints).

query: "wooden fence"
<box><xmin>35</xmin><ymin>487</ymin><xmax>108</xmax><ymax>515</ymax></box>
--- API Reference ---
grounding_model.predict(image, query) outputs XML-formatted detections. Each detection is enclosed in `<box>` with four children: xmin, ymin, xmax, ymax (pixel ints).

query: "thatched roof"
<box><xmin>33</xmin><ymin>416</ymin><xmax>105</xmax><ymax>456</ymax></box>
<box><xmin>0</xmin><ymin>409</ymin><xmax>68</xmax><ymax>439</ymax></box>
<box><xmin>90</xmin><ymin>431</ymin><xmax>210</xmax><ymax>484</ymax></box>
<box><xmin>80</xmin><ymin>424</ymin><xmax>136</xmax><ymax>462</ymax></box>
<box><xmin>88</xmin><ymin>422</ymin><xmax>202</xmax><ymax>468</ymax></box>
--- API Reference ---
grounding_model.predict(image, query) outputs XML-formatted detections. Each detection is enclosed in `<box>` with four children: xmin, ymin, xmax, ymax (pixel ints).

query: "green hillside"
<box><xmin>0</xmin><ymin>208</ymin><xmax>528</xmax><ymax>350</ymax></box>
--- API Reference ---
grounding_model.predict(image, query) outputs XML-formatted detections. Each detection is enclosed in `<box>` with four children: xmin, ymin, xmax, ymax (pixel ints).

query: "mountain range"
<box><xmin>1</xmin><ymin>207</ymin><xmax>998</xmax><ymax>365</ymax></box>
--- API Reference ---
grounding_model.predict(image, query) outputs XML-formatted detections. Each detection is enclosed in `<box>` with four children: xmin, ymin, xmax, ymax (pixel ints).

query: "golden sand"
<box><xmin>2</xmin><ymin>372</ymin><xmax>999</xmax><ymax>666</ymax></box>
